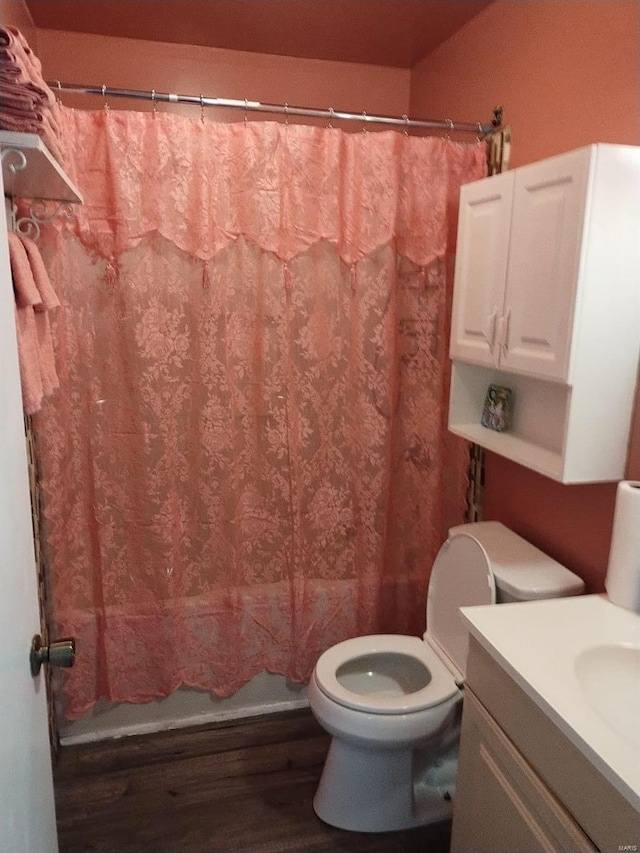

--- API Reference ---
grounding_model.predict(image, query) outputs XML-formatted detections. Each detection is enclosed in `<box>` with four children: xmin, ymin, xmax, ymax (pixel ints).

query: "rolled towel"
<box><xmin>0</xmin><ymin>102</ymin><xmax>46</xmax><ymax>121</ymax></box>
<box><xmin>0</xmin><ymin>111</ymin><xmax>41</xmax><ymax>132</ymax></box>
<box><xmin>0</xmin><ymin>68</ymin><xmax>56</xmax><ymax>107</ymax></box>
<box><xmin>0</xmin><ymin>27</ymin><xmax>56</xmax><ymax>105</ymax></box>
<box><xmin>12</xmin><ymin>27</ymin><xmax>45</xmax><ymax>73</ymax></box>
<box><xmin>0</xmin><ymin>88</ymin><xmax>42</xmax><ymax>112</ymax></box>
<box><xmin>0</xmin><ymin>110</ymin><xmax>66</xmax><ymax>165</ymax></box>
<box><xmin>0</xmin><ymin>74</ymin><xmax>52</xmax><ymax>105</ymax></box>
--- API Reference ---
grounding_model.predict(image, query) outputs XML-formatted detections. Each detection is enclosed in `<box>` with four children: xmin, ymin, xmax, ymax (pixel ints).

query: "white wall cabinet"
<box><xmin>449</xmin><ymin>144</ymin><xmax>640</xmax><ymax>482</ymax></box>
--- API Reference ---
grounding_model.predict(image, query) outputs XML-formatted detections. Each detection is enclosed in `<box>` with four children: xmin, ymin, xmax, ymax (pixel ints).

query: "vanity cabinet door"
<box><xmin>449</xmin><ymin>171</ymin><xmax>514</xmax><ymax>367</ymax></box>
<box><xmin>499</xmin><ymin>148</ymin><xmax>591</xmax><ymax>381</ymax></box>
<box><xmin>451</xmin><ymin>690</ymin><xmax>597</xmax><ymax>853</ymax></box>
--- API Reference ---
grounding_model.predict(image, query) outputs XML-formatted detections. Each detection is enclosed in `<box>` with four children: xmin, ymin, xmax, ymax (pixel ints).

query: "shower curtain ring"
<box><xmin>200</xmin><ymin>94</ymin><xmax>205</xmax><ymax>123</ymax></box>
<box><xmin>151</xmin><ymin>88</ymin><xmax>157</xmax><ymax>118</ymax></box>
<box><xmin>101</xmin><ymin>84</ymin><xmax>110</xmax><ymax>112</ymax></box>
<box><xmin>56</xmin><ymin>80</ymin><xmax>63</xmax><ymax>105</ymax></box>
<box><xmin>284</xmin><ymin>102</ymin><xmax>289</xmax><ymax>125</ymax></box>
<box><xmin>244</xmin><ymin>98</ymin><xmax>249</xmax><ymax>124</ymax></box>
<box><xmin>328</xmin><ymin>106</ymin><xmax>335</xmax><ymax>129</ymax></box>
<box><xmin>362</xmin><ymin>110</ymin><xmax>368</xmax><ymax>133</ymax></box>
<box><xmin>402</xmin><ymin>114</ymin><xmax>409</xmax><ymax>137</ymax></box>
<box><xmin>444</xmin><ymin>118</ymin><xmax>453</xmax><ymax>140</ymax></box>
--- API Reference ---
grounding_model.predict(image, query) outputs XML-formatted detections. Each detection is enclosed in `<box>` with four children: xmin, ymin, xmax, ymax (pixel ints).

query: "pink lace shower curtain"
<box><xmin>34</xmin><ymin>107</ymin><xmax>485</xmax><ymax>719</ymax></box>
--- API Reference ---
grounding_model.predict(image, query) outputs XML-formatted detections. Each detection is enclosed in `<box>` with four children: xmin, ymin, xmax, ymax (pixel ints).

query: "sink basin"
<box><xmin>574</xmin><ymin>644</ymin><xmax>640</xmax><ymax>747</ymax></box>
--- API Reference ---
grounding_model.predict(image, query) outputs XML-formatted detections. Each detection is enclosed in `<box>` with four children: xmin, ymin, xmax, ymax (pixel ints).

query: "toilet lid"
<box><xmin>314</xmin><ymin>634</ymin><xmax>459</xmax><ymax>715</ymax></box>
<box><xmin>425</xmin><ymin>532</ymin><xmax>496</xmax><ymax>679</ymax></box>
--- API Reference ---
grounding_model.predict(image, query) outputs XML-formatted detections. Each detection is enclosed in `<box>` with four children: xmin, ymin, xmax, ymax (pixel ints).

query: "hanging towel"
<box><xmin>19</xmin><ymin>234</ymin><xmax>60</xmax><ymax>310</ymax></box>
<box><xmin>8</xmin><ymin>232</ymin><xmax>43</xmax><ymax>413</ymax></box>
<box><xmin>9</xmin><ymin>231</ymin><xmax>41</xmax><ymax>308</ymax></box>
<box><xmin>19</xmin><ymin>234</ymin><xmax>60</xmax><ymax>396</ymax></box>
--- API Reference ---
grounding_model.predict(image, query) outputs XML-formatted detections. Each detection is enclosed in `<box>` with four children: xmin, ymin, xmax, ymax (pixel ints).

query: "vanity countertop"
<box><xmin>460</xmin><ymin>593</ymin><xmax>640</xmax><ymax>812</ymax></box>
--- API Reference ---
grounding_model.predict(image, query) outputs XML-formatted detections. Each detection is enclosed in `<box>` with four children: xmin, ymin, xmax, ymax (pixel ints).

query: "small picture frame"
<box><xmin>481</xmin><ymin>384</ymin><xmax>513</xmax><ymax>432</ymax></box>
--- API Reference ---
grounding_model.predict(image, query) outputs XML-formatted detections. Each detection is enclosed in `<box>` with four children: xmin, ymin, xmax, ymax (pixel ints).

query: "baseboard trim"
<box><xmin>60</xmin><ymin>697</ymin><xmax>310</xmax><ymax>746</ymax></box>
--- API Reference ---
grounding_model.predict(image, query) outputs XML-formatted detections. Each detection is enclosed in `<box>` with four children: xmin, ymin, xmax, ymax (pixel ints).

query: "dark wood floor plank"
<box><xmin>57</xmin><ymin>710</ymin><xmax>324</xmax><ymax>778</ymax></box>
<box><xmin>54</xmin><ymin>709</ymin><xmax>451</xmax><ymax>853</ymax></box>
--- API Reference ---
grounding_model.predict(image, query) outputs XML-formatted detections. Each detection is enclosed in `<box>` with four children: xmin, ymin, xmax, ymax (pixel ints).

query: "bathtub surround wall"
<box><xmin>57</xmin><ymin>676</ymin><xmax>308</xmax><ymax>745</ymax></box>
<box><xmin>410</xmin><ymin>0</ymin><xmax>640</xmax><ymax>592</ymax></box>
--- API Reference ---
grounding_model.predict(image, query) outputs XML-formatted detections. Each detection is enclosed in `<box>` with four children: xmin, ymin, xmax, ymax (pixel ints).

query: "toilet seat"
<box><xmin>314</xmin><ymin>634</ymin><xmax>459</xmax><ymax>715</ymax></box>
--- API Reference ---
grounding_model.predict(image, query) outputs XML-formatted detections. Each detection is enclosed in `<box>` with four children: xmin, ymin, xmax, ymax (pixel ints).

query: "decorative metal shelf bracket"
<box><xmin>1</xmin><ymin>145</ymin><xmax>28</xmax><ymax>173</ymax></box>
<box><xmin>8</xmin><ymin>197</ymin><xmax>73</xmax><ymax>242</ymax></box>
<box><xmin>2</xmin><ymin>145</ymin><xmax>74</xmax><ymax>240</ymax></box>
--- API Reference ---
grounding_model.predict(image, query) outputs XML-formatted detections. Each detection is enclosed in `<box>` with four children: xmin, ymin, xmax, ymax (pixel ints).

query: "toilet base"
<box><xmin>313</xmin><ymin>737</ymin><xmax>454</xmax><ymax>833</ymax></box>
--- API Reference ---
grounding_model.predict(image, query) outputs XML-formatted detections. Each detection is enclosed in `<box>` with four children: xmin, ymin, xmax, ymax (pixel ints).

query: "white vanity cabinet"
<box><xmin>452</xmin><ymin>689</ymin><xmax>596</xmax><ymax>853</ymax></box>
<box><xmin>448</xmin><ymin>144</ymin><xmax>640</xmax><ymax>482</ymax></box>
<box><xmin>452</xmin><ymin>637</ymin><xmax>640</xmax><ymax>853</ymax></box>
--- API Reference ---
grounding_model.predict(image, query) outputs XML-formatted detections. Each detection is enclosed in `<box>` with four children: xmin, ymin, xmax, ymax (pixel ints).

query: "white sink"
<box><xmin>574</xmin><ymin>644</ymin><xmax>640</xmax><ymax>747</ymax></box>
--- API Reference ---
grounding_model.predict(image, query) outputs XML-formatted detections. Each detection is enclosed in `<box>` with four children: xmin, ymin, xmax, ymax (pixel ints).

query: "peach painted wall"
<box><xmin>410</xmin><ymin>0</ymin><xmax>640</xmax><ymax>592</ymax></box>
<box><xmin>35</xmin><ymin>29</ymin><xmax>410</xmax><ymax>123</ymax></box>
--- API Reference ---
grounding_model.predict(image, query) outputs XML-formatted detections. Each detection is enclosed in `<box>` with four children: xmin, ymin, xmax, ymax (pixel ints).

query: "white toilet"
<box><xmin>308</xmin><ymin>521</ymin><xmax>585</xmax><ymax>833</ymax></box>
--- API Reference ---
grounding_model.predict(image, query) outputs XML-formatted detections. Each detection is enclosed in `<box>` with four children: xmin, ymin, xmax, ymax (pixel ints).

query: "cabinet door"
<box><xmin>450</xmin><ymin>171</ymin><xmax>514</xmax><ymax>367</ymax></box>
<box><xmin>451</xmin><ymin>690</ymin><xmax>596</xmax><ymax>853</ymax></box>
<box><xmin>500</xmin><ymin>148</ymin><xmax>591</xmax><ymax>380</ymax></box>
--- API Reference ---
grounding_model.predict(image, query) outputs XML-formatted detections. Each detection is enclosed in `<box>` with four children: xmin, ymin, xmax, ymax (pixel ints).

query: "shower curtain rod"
<box><xmin>50</xmin><ymin>82</ymin><xmax>502</xmax><ymax>135</ymax></box>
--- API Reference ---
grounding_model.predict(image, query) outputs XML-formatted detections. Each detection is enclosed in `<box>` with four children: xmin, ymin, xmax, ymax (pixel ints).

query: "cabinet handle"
<box><xmin>501</xmin><ymin>308</ymin><xmax>512</xmax><ymax>353</ymax></box>
<box><xmin>485</xmin><ymin>310</ymin><xmax>498</xmax><ymax>352</ymax></box>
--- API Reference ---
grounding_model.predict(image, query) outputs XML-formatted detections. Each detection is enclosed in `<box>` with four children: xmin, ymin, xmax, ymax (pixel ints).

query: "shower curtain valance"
<box><xmin>57</xmin><ymin>108</ymin><xmax>485</xmax><ymax>267</ymax></box>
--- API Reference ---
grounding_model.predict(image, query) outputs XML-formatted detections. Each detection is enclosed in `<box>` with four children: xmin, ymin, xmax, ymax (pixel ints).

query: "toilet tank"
<box><xmin>449</xmin><ymin>521</ymin><xmax>585</xmax><ymax>602</ymax></box>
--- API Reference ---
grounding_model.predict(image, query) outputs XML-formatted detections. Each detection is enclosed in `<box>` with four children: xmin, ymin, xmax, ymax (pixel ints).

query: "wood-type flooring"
<box><xmin>54</xmin><ymin>708</ymin><xmax>452</xmax><ymax>853</ymax></box>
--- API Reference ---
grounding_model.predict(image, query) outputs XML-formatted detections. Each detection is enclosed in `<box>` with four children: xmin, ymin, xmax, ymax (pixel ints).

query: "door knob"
<box><xmin>30</xmin><ymin>634</ymin><xmax>75</xmax><ymax>676</ymax></box>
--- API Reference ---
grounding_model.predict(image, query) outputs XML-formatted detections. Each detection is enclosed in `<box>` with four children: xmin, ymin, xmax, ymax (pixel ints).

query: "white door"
<box><xmin>0</xmin><ymin>189</ymin><xmax>59</xmax><ymax>849</ymax></box>
<box><xmin>449</xmin><ymin>171</ymin><xmax>514</xmax><ymax>367</ymax></box>
<box><xmin>500</xmin><ymin>148</ymin><xmax>591</xmax><ymax>381</ymax></box>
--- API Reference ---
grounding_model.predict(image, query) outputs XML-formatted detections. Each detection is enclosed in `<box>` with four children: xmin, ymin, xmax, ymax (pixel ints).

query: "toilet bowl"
<box><xmin>309</xmin><ymin>521</ymin><xmax>585</xmax><ymax>833</ymax></box>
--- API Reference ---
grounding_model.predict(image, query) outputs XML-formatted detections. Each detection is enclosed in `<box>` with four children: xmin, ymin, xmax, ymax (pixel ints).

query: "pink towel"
<box><xmin>0</xmin><ymin>27</ymin><xmax>62</xmax><ymax>163</ymax></box>
<box><xmin>9</xmin><ymin>231</ymin><xmax>41</xmax><ymax>308</ymax></box>
<box><xmin>0</xmin><ymin>88</ymin><xmax>42</xmax><ymax>111</ymax></box>
<box><xmin>8</xmin><ymin>232</ymin><xmax>43</xmax><ymax>413</ymax></box>
<box><xmin>19</xmin><ymin>235</ymin><xmax>60</xmax><ymax>311</ymax></box>
<box><xmin>19</xmin><ymin>234</ymin><xmax>60</xmax><ymax>396</ymax></box>
<box><xmin>0</xmin><ymin>27</ymin><xmax>54</xmax><ymax>104</ymax></box>
<box><xmin>0</xmin><ymin>110</ymin><xmax>67</xmax><ymax>164</ymax></box>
